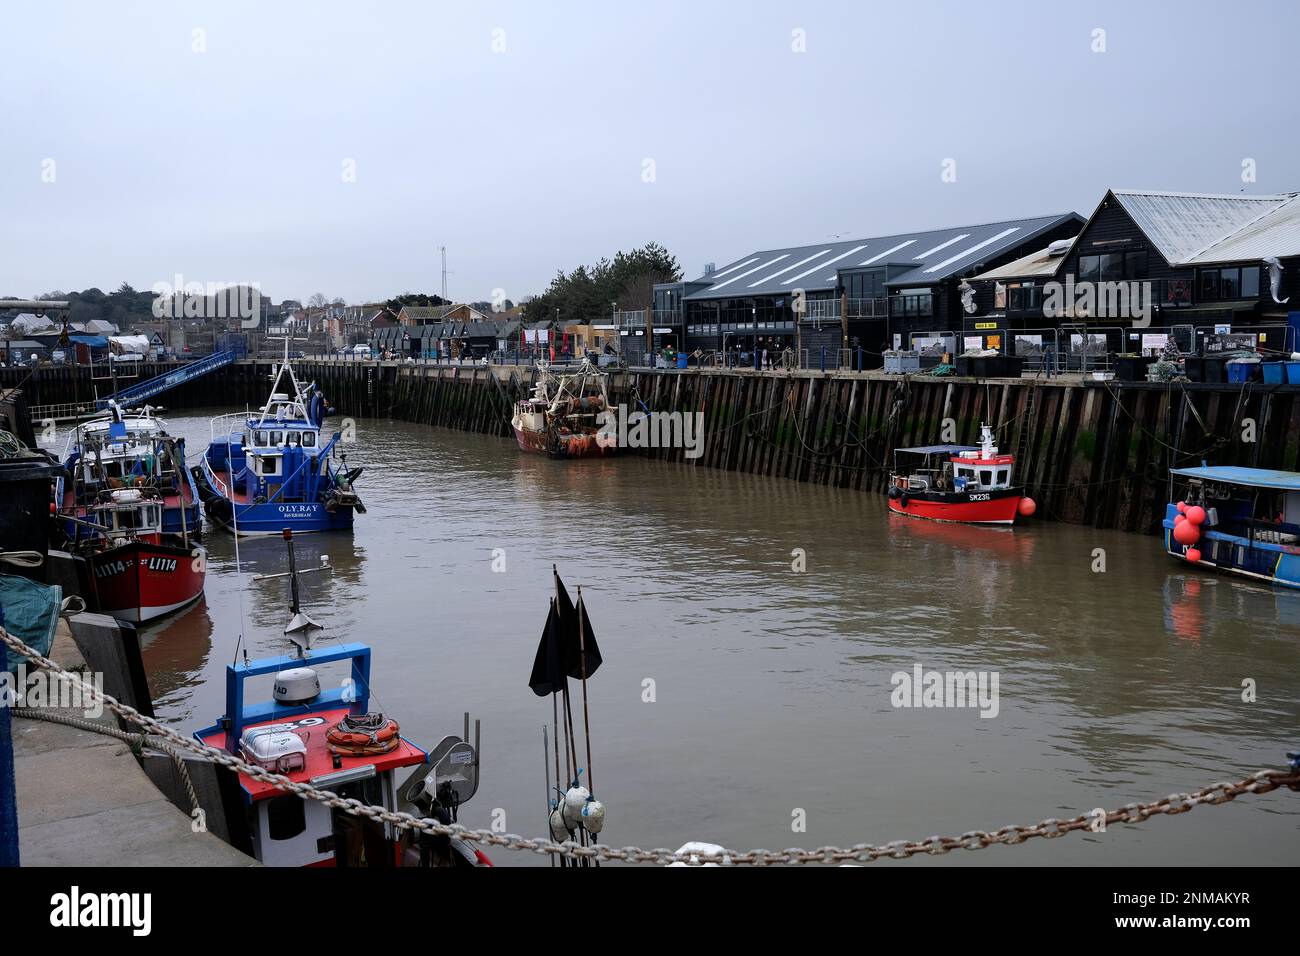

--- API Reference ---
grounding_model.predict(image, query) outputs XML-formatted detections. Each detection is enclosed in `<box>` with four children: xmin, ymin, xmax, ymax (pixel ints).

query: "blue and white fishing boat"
<box><xmin>196</xmin><ymin>343</ymin><xmax>365</xmax><ymax>535</ymax></box>
<box><xmin>54</xmin><ymin>402</ymin><xmax>202</xmax><ymax>542</ymax></box>
<box><xmin>1164</xmin><ymin>465</ymin><xmax>1300</xmax><ymax>589</ymax></box>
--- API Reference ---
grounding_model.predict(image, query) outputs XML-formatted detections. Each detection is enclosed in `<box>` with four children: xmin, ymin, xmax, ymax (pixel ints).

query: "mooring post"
<box><xmin>856</xmin><ymin>346</ymin><xmax>863</xmax><ymax>371</ymax></box>
<box><xmin>0</xmin><ymin>697</ymin><xmax>18</xmax><ymax>866</ymax></box>
<box><xmin>820</xmin><ymin>347</ymin><xmax>826</xmax><ymax>373</ymax></box>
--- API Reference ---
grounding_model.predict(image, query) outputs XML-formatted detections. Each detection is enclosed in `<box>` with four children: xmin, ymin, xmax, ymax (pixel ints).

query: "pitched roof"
<box><xmin>1184</xmin><ymin>194</ymin><xmax>1300</xmax><ymax>264</ymax></box>
<box><xmin>968</xmin><ymin>239</ymin><xmax>1076</xmax><ymax>282</ymax></box>
<box><xmin>683</xmin><ymin>213</ymin><xmax>1081</xmax><ymax>300</ymax></box>
<box><xmin>1109</xmin><ymin>189</ymin><xmax>1299</xmax><ymax>265</ymax></box>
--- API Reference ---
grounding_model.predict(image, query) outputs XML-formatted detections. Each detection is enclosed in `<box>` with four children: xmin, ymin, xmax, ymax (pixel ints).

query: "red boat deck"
<box><xmin>210</xmin><ymin>466</ymin><xmax>251</xmax><ymax>504</ymax></box>
<box><xmin>198</xmin><ymin>708</ymin><xmax>427</xmax><ymax>803</ymax></box>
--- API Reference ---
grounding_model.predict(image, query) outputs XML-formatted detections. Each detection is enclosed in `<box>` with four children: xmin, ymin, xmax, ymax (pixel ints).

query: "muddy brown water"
<box><xmin>46</xmin><ymin>409</ymin><xmax>1300</xmax><ymax>865</ymax></box>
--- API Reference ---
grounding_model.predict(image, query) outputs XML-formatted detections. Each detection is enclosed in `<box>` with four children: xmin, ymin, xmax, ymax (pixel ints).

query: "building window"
<box><xmin>1079</xmin><ymin>251</ymin><xmax>1147</xmax><ymax>282</ymax></box>
<box><xmin>890</xmin><ymin>291</ymin><xmax>933</xmax><ymax>318</ymax></box>
<box><xmin>1199</xmin><ymin>266</ymin><xmax>1260</xmax><ymax>301</ymax></box>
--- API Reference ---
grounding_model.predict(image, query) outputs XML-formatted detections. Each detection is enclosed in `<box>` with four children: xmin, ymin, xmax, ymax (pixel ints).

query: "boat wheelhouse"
<box><xmin>73</xmin><ymin>487</ymin><xmax>206</xmax><ymax>624</ymax></box>
<box><xmin>887</xmin><ymin>424</ymin><xmax>1033</xmax><ymax>525</ymax></box>
<box><xmin>55</xmin><ymin>402</ymin><xmax>201</xmax><ymax>540</ymax></box>
<box><xmin>1163</xmin><ymin>465</ymin><xmax>1300</xmax><ymax>589</ymax></box>
<box><xmin>197</xmin><ymin>346</ymin><xmax>364</xmax><ymax>535</ymax></box>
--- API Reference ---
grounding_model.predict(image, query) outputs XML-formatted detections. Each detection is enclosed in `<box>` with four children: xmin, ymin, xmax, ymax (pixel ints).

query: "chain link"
<box><xmin>4</xmin><ymin>626</ymin><xmax>1296</xmax><ymax>866</ymax></box>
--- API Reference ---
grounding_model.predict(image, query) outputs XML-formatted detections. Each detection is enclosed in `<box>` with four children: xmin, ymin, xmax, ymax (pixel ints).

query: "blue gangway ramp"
<box><xmin>96</xmin><ymin>350</ymin><xmax>240</xmax><ymax>410</ymax></box>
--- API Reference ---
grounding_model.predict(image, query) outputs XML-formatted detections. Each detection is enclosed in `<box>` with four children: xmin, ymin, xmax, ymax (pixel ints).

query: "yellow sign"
<box><xmin>975</xmin><ymin>322</ymin><xmax>997</xmax><ymax>330</ymax></box>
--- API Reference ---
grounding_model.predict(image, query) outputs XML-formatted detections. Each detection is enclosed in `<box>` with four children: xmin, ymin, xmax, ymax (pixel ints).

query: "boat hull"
<box><xmin>512</xmin><ymin>424</ymin><xmax>618</xmax><ymax>459</ymax></box>
<box><xmin>1162</xmin><ymin>523</ymin><xmax>1300</xmax><ymax>589</ymax></box>
<box><xmin>888</xmin><ymin>487</ymin><xmax>1023</xmax><ymax>525</ymax></box>
<box><xmin>89</xmin><ymin>539</ymin><xmax>206</xmax><ymax>624</ymax></box>
<box><xmin>196</xmin><ymin>457</ymin><xmax>355</xmax><ymax>535</ymax></box>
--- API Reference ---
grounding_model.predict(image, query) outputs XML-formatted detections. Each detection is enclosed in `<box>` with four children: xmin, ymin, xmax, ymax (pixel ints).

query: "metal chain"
<box><xmin>4</xmin><ymin>625</ymin><xmax>1296</xmax><ymax>865</ymax></box>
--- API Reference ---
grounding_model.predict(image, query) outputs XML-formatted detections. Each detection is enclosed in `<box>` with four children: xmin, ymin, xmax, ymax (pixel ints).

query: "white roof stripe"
<box><xmin>923</xmin><ymin>228</ymin><xmax>1020</xmax><ymax>274</ymax></box>
<box><xmin>783</xmin><ymin>245</ymin><xmax>869</xmax><ymax>285</ymax></box>
<box><xmin>911</xmin><ymin>234</ymin><xmax>970</xmax><ymax>260</ymax></box>
<box><xmin>858</xmin><ymin>240</ymin><xmax>917</xmax><ymax>266</ymax></box>
<box><xmin>747</xmin><ymin>249</ymin><xmax>834</xmax><ymax>287</ymax></box>
<box><xmin>704</xmin><ymin>256</ymin><xmax>760</xmax><ymax>281</ymax></box>
<box><xmin>708</xmin><ymin>254</ymin><xmax>789</xmax><ymax>290</ymax></box>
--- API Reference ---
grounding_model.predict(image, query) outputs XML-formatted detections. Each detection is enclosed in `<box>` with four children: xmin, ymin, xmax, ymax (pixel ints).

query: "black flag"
<box><xmin>528</xmin><ymin>599</ymin><xmax>565</xmax><ymax>697</ymax></box>
<box><xmin>573</xmin><ymin>590</ymin><xmax>602</xmax><ymax>680</ymax></box>
<box><xmin>554</xmin><ymin>570</ymin><xmax>601</xmax><ymax>680</ymax></box>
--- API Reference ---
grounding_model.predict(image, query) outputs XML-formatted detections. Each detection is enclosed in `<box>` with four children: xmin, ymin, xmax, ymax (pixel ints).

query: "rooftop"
<box><xmin>683</xmin><ymin>213</ymin><xmax>1081</xmax><ymax>300</ymax></box>
<box><xmin>1108</xmin><ymin>189</ymin><xmax>1300</xmax><ymax>265</ymax></box>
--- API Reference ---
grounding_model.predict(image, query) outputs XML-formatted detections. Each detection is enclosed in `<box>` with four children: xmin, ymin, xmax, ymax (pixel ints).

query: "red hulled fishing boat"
<box><xmin>887</xmin><ymin>424</ymin><xmax>1036</xmax><ymax>525</ymax></box>
<box><xmin>78</xmin><ymin>488</ymin><xmax>206</xmax><ymax>623</ymax></box>
<box><xmin>511</xmin><ymin>358</ymin><xmax>619</xmax><ymax>459</ymax></box>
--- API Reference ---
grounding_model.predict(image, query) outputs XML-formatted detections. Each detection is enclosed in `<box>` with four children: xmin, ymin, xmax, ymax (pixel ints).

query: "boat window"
<box><xmin>997</xmin><ymin>468</ymin><xmax>1008</xmax><ymax>484</ymax></box>
<box><xmin>255</xmin><ymin>430</ymin><xmax>268</xmax><ymax>446</ymax></box>
<box><xmin>266</xmin><ymin>794</ymin><xmax>307</xmax><ymax>841</ymax></box>
<box><xmin>979</xmin><ymin>469</ymin><xmax>993</xmax><ymax>485</ymax></box>
<box><xmin>270</xmin><ymin>431</ymin><xmax>283</xmax><ymax>446</ymax></box>
<box><xmin>302</xmin><ymin>432</ymin><xmax>316</xmax><ymax>448</ymax></box>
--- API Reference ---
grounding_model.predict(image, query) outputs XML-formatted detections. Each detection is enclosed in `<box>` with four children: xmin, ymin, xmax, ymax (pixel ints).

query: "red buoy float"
<box><xmin>1017</xmin><ymin>496</ymin><xmax>1036</xmax><ymax>517</ymax></box>
<box><xmin>1186</xmin><ymin>548</ymin><xmax>1202</xmax><ymax>563</ymax></box>
<box><xmin>1173</xmin><ymin>520</ymin><xmax>1200</xmax><ymax>546</ymax></box>
<box><xmin>1185</xmin><ymin>505</ymin><xmax>1206</xmax><ymax>525</ymax></box>
<box><xmin>1177</xmin><ymin>501</ymin><xmax>1188</xmax><ymax>514</ymax></box>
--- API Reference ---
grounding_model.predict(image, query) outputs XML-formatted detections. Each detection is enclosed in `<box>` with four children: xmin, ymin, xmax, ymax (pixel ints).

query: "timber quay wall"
<box><xmin>372</xmin><ymin>361</ymin><xmax>1300</xmax><ymax>536</ymax></box>
<box><xmin>7</xmin><ymin>359</ymin><xmax>1300</xmax><ymax>534</ymax></box>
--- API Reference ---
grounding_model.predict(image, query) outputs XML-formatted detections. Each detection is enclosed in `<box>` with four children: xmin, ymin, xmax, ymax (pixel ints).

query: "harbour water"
<box><xmin>47</xmin><ymin>409</ymin><xmax>1300</xmax><ymax>865</ymax></box>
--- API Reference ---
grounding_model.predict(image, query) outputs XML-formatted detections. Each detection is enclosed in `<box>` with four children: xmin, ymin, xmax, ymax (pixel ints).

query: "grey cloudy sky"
<box><xmin>2</xmin><ymin>0</ymin><xmax>1297</xmax><ymax>305</ymax></box>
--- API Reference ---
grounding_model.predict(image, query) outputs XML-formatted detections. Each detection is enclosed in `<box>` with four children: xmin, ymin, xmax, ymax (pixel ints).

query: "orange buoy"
<box><xmin>1017</xmin><ymin>496</ymin><xmax>1036</xmax><ymax>517</ymax></box>
<box><xmin>1173</xmin><ymin>520</ymin><xmax>1200</xmax><ymax>546</ymax></box>
<box><xmin>1177</xmin><ymin>501</ymin><xmax>1188</xmax><ymax>514</ymax></box>
<box><xmin>1185</xmin><ymin>505</ymin><xmax>1206</xmax><ymax>525</ymax></box>
<box><xmin>1186</xmin><ymin>547</ymin><xmax>1202</xmax><ymax>563</ymax></box>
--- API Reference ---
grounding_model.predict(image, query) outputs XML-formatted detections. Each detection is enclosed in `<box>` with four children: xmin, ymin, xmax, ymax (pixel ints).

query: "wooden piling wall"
<box><xmin>9</xmin><ymin>359</ymin><xmax>1297</xmax><ymax>535</ymax></box>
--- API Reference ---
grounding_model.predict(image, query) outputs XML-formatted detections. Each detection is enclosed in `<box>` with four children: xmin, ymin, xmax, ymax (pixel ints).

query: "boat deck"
<box><xmin>198</xmin><ymin>707</ymin><xmax>426</xmax><ymax>803</ymax></box>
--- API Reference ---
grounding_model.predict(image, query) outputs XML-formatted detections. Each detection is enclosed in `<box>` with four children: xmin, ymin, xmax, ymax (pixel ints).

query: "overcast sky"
<box><xmin>2</xmin><ymin>0</ymin><xmax>1297</xmax><ymax>305</ymax></box>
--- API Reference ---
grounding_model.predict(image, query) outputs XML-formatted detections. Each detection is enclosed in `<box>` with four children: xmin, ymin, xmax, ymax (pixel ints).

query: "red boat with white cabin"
<box><xmin>887</xmin><ymin>424</ymin><xmax>1036</xmax><ymax>525</ymax></box>
<box><xmin>77</xmin><ymin>487</ymin><xmax>206</xmax><ymax>623</ymax></box>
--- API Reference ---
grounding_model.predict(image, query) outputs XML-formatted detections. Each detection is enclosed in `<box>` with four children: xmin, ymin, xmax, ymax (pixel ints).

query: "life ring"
<box><xmin>327</xmin><ymin>713</ymin><xmax>401</xmax><ymax>756</ymax></box>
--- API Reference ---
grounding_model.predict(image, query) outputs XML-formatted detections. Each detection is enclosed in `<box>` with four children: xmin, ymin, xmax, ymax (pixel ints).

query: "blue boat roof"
<box><xmin>897</xmin><ymin>444</ymin><xmax>979</xmax><ymax>455</ymax></box>
<box><xmin>1171</xmin><ymin>465</ymin><xmax>1300</xmax><ymax>491</ymax></box>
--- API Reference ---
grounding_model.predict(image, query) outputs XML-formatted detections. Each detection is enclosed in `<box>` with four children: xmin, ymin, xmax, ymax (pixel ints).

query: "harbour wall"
<box><xmin>8</xmin><ymin>359</ymin><xmax>1299</xmax><ymax>534</ymax></box>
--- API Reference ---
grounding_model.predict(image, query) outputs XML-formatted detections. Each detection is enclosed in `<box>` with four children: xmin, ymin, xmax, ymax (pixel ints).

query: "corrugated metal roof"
<box><xmin>1184</xmin><ymin>194</ymin><xmax>1300</xmax><ymax>264</ymax></box>
<box><xmin>1110</xmin><ymin>189</ymin><xmax>1295</xmax><ymax>265</ymax></box>
<box><xmin>1170</xmin><ymin>465</ymin><xmax>1300</xmax><ymax>491</ymax></box>
<box><xmin>683</xmin><ymin>213</ymin><xmax>1080</xmax><ymax>300</ymax></box>
<box><xmin>968</xmin><ymin>239</ymin><xmax>1076</xmax><ymax>281</ymax></box>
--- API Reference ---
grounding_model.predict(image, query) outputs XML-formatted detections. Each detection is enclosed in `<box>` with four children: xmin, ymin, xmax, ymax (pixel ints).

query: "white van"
<box><xmin>351</xmin><ymin>345</ymin><xmax>372</xmax><ymax>358</ymax></box>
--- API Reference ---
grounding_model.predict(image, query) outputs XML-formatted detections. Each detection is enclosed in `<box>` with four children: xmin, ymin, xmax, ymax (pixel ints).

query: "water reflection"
<box><xmin>45</xmin><ymin>410</ymin><xmax>1300</xmax><ymax>865</ymax></box>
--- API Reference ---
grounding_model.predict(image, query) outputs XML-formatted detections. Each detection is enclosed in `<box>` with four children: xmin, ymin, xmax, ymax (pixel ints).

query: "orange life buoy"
<box><xmin>327</xmin><ymin>713</ymin><xmax>401</xmax><ymax>756</ymax></box>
